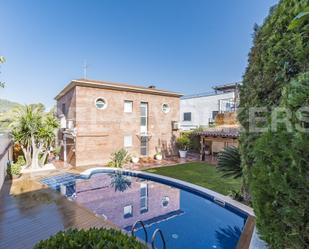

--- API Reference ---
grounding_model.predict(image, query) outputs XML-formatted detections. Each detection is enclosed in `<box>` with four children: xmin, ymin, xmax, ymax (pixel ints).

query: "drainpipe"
<box><xmin>63</xmin><ymin>134</ymin><xmax>67</xmax><ymax>163</ymax></box>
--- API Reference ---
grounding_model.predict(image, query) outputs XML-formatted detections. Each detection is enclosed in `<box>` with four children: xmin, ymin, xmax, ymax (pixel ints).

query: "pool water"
<box><xmin>41</xmin><ymin>172</ymin><xmax>246</xmax><ymax>249</ymax></box>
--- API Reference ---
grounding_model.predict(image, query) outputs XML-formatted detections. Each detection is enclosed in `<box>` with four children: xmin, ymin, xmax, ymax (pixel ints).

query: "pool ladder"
<box><xmin>131</xmin><ymin>220</ymin><xmax>166</xmax><ymax>249</ymax></box>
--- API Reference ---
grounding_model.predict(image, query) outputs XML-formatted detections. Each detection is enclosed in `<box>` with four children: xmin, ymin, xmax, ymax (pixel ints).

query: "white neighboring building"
<box><xmin>180</xmin><ymin>83</ymin><xmax>240</xmax><ymax>130</ymax></box>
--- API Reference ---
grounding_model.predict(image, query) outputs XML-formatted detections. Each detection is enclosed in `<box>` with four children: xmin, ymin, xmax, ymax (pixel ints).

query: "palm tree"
<box><xmin>39</xmin><ymin>113</ymin><xmax>59</xmax><ymax>166</ymax></box>
<box><xmin>109</xmin><ymin>149</ymin><xmax>131</xmax><ymax>168</ymax></box>
<box><xmin>11</xmin><ymin>127</ymin><xmax>32</xmax><ymax>167</ymax></box>
<box><xmin>110</xmin><ymin>172</ymin><xmax>132</xmax><ymax>192</ymax></box>
<box><xmin>217</xmin><ymin>146</ymin><xmax>242</xmax><ymax>179</ymax></box>
<box><xmin>11</xmin><ymin>105</ymin><xmax>59</xmax><ymax>170</ymax></box>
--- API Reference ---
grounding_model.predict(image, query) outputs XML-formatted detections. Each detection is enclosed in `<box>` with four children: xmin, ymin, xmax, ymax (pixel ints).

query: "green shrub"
<box><xmin>228</xmin><ymin>190</ymin><xmax>244</xmax><ymax>202</ymax></box>
<box><xmin>33</xmin><ymin>228</ymin><xmax>145</xmax><ymax>249</ymax></box>
<box><xmin>176</xmin><ymin>135</ymin><xmax>190</xmax><ymax>150</ymax></box>
<box><xmin>217</xmin><ymin>146</ymin><xmax>242</xmax><ymax>179</ymax></box>
<box><xmin>7</xmin><ymin>155</ymin><xmax>25</xmax><ymax>176</ymax></box>
<box><xmin>237</xmin><ymin>1</ymin><xmax>309</xmax><ymax>247</ymax></box>
<box><xmin>7</xmin><ymin>162</ymin><xmax>21</xmax><ymax>176</ymax></box>
<box><xmin>238</xmin><ymin>0</ymin><xmax>309</xmax><ymax>196</ymax></box>
<box><xmin>16</xmin><ymin>155</ymin><xmax>26</xmax><ymax>166</ymax></box>
<box><xmin>53</xmin><ymin>146</ymin><xmax>61</xmax><ymax>156</ymax></box>
<box><xmin>108</xmin><ymin>149</ymin><xmax>131</xmax><ymax>168</ymax></box>
<box><xmin>188</xmin><ymin>127</ymin><xmax>204</xmax><ymax>152</ymax></box>
<box><xmin>251</xmin><ymin>73</ymin><xmax>309</xmax><ymax>248</ymax></box>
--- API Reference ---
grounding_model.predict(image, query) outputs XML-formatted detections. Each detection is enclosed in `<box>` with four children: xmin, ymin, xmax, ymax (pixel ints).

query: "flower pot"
<box><xmin>11</xmin><ymin>174</ymin><xmax>22</xmax><ymax>179</ymax></box>
<box><xmin>155</xmin><ymin>154</ymin><xmax>163</xmax><ymax>160</ymax></box>
<box><xmin>179</xmin><ymin>150</ymin><xmax>187</xmax><ymax>158</ymax></box>
<box><xmin>131</xmin><ymin>157</ymin><xmax>139</xmax><ymax>164</ymax></box>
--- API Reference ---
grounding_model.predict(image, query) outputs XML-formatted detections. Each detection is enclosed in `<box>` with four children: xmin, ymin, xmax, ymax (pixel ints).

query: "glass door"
<box><xmin>140</xmin><ymin>102</ymin><xmax>148</xmax><ymax>156</ymax></box>
<box><xmin>140</xmin><ymin>102</ymin><xmax>148</xmax><ymax>134</ymax></box>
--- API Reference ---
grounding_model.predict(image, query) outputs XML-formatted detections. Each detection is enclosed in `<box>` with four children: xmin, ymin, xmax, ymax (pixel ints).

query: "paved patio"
<box><xmin>0</xmin><ymin>176</ymin><xmax>116</xmax><ymax>249</ymax></box>
<box><xmin>52</xmin><ymin>151</ymin><xmax>215</xmax><ymax>171</ymax></box>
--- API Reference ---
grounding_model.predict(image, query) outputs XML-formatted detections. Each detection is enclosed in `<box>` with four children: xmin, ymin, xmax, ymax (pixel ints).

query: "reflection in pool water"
<box><xmin>110</xmin><ymin>172</ymin><xmax>132</xmax><ymax>192</ymax></box>
<box><xmin>41</xmin><ymin>172</ymin><xmax>246</xmax><ymax>249</ymax></box>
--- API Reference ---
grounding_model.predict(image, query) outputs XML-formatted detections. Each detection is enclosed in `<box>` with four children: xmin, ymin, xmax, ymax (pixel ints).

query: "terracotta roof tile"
<box><xmin>197</xmin><ymin>127</ymin><xmax>240</xmax><ymax>138</ymax></box>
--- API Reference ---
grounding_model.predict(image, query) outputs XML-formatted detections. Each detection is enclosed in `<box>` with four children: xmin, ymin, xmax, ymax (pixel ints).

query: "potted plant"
<box><xmin>131</xmin><ymin>154</ymin><xmax>139</xmax><ymax>164</ymax></box>
<box><xmin>155</xmin><ymin>152</ymin><xmax>163</xmax><ymax>160</ymax></box>
<box><xmin>176</xmin><ymin>135</ymin><xmax>190</xmax><ymax>158</ymax></box>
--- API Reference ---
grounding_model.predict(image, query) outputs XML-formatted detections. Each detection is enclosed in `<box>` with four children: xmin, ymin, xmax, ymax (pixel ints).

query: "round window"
<box><xmin>95</xmin><ymin>98</ymin><xmax>107</xmax><ymax>110</ymax></box>
<box><xmin>162</xmin><ymin>196</ymin><xmax>170</xmax><ymax>207</ymax></box>
<box><xmin>162</xmin><ymin>104</ymin><xmax>170</xmax><ymax>113</ymax></box>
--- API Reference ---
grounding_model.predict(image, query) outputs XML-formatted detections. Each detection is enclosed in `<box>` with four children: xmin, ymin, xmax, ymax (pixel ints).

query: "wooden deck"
<box><xmin>0</xmin><ymin>176</ymin><xmax>116</xmax><ymax>249</ymax></box>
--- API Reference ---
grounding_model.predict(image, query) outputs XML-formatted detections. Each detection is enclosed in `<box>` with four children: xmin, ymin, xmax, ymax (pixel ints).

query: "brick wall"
<box><xmin>58</xmin><ymin>85</ymin><xmax>180</xmax><ymax>166</ymax></box>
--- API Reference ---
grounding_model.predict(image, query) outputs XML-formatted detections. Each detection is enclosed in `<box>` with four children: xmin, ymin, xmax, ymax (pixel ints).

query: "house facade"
<box><xmin>180</xmin><ymin>82</ymin><xmax>240</xmax><ymax>130</ymax></box>
<box><xmin>55</xmin><ymin>79</ymin><xmax>182</xmax><ymax>167</ymax></box>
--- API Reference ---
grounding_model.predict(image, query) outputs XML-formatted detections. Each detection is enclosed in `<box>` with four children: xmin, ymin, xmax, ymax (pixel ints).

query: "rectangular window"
<box><xmin>140</xmin><ymin>183</ymin><xmax>148</xmax><ymax>213</ymax></box>
<box><xmin>124</xmin><ymin>100</ymin><xmax>133</xmax><ymax>113</ymax></box>
<box><xmin>62</xmin><ymin>103</ymin><xmax>66</xmax><ymax>115</ymax></box>
<box><xmin>212</xmin><ymin>111</ymin><xmax>219</xmax><ymax>119</ymax></box>
<box><xmin>140</xmin><ymin>102</ymin><xmax>148</xmax><ymax>134</ymax></box>
<box><xmin>140</xmin><ymin>136</ymin><xmax>148</xmax><ymax>156</ymax></box>
<box><xmin>124</xmin><ymin>135</ymin><xmax>132</xmax><ymax>147</ymax></box>
<box><xmin>123</xmin><ymin>205</ymin><xmax>133</xmax><ymax>218</ymax></box>
<box><xmin>219</xmin><ymin>98</ymin><xmax>235</xmax><ymax>113</ymax></box>
<box><xmin>183</xmin><ymin>112</ymin><xmax>191</xmax><ymax>121</ymax></box>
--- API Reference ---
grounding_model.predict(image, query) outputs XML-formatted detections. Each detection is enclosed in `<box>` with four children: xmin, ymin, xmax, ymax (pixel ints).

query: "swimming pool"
<box><xmin>41</xmin><ymin>169</ymin><xmax>249</xmax><ymax>249</ymax></box>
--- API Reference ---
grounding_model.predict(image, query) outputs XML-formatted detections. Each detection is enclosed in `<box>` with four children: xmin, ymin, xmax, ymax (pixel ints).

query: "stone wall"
<box><xmin>0</xmin><ymin>133</ymin><xmax>13</xmax><ymax>189</ymax></box>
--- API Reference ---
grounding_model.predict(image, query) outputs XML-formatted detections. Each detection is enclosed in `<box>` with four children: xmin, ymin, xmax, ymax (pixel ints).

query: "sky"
<box><xmin>0</xmin><ymin>0</ymin><xmax>278</xmax><ymax>109</ymax></box>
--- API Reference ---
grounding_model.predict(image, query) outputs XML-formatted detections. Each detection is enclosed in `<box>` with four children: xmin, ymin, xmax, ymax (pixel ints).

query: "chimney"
<box><xmin>148</xmin><ymin>85</ymin><xmax>156</xmax><ymax>89</ymax></box>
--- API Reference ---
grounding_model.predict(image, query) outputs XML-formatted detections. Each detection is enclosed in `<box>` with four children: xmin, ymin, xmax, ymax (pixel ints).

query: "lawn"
<box><xmin>145</xmin><ymin>162</ymin><xmax>241</xmax><ymax>195</ymax></box>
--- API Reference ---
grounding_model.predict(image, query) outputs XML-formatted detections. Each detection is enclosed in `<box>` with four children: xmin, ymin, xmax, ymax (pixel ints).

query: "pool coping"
<box><xmin>79</xmin><ymin>167</ymin><xmax>256</xmax><ymax>249</ymax></box>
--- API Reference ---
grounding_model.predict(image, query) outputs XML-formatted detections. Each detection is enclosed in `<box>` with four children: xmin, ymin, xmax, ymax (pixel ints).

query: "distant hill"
<box><xmin>0</xmin><ymin>99</ymin><xmax>22</xmax><ymax>131</ymax></box>
<box><xmin>0</xmin><ymin>99</ymin><xmax>21</xmax><ymax>113</ymax></box>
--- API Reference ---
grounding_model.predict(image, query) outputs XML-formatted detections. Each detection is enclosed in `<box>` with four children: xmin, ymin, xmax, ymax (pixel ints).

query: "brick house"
<box><xmin>55</xmin><ymin>79</ymin><xmax>182</xmax><ymax>167</ymax></box>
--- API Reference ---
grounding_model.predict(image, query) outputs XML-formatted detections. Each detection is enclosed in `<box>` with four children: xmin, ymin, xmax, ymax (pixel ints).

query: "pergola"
<box><xmin>196</xmin><ymin>127</ymin><xmax>240</xmax><ymax>161</ymax></box>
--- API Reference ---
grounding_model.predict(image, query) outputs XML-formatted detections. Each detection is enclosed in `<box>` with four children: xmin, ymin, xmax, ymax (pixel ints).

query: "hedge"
<box><xmin>251</xmin><ymin>73</ymin><xmax>309</xmax><ymax>248</ymax></box>
<box><xmin>237</xmin><ymin>0</ymin><xmax>309</xmax><ymax>248</ymax></box>
<box><xmin>33</xmin><ymin>228</ymin><xmax>146</xmax><ymax>249</ymax></box>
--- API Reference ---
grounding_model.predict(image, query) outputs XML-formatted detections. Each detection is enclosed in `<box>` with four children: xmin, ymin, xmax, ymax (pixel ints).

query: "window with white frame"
<box><xmin>95</xmin><ymin>98</ymin><xmax>107</xmax><ymax>110</ymax></box>
<box><xmin>123</xmin><ymin>205</ymin><xmax>133</xmax><ymax>218</ymax></box>
<box><xmin>161</xmin><ymin>196</ymin><xmax>170</xmax><ymax>207</ymax></box>
<box><xmin>140</xmin><ymin>102</ymin><xmax>148</xmax><ymax>134</ymax></box>
<box><xmin>140</xmin><ymin>136</ymin><xmax>148</xmax><ymax>156</ymax></box>
<box><xmin>124</xmin><ymin>135</ymin><xmax>133</xmax><ymax>147</ymax></box>
<box><xmin>162</xmin><ymin>103</ymin><xmax>170</xmax><ymax>113</ymax></box>
<box><xmin>219</xmin><ymin>98</ymin><xmax>235</xmax><ymax>113</ymax></box>
<box><xmin>124</xmin><ymin>100</ymin><xmax>133</xmax><ymax>113</ymax></box>
<box><xmin>140</xmin><ymin>183</ymin><xmax>148</xmax><ymax>213</ymax></box>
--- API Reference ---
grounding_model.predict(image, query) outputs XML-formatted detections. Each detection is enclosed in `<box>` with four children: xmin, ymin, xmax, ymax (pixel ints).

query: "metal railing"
<box><xmin>131</xmin><ymin>220</ymin><xmax>148</xmax><ymax>246</ymax></box>
<box><xmin>131</xmin><ymin>220</ymin><xmax>167</xmax><ymax>249</ymax></box>
<box><xmin>151</xmin><ymin>228</ymin><xmax>166</xmax><ymax>249</ymax></box>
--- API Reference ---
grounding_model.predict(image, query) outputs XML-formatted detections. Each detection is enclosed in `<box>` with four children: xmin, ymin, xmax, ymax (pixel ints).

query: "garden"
<box><xmin>1</xmin><ymin>0</ymin><xmax>308</xmax><ymax>248</ymax></box>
